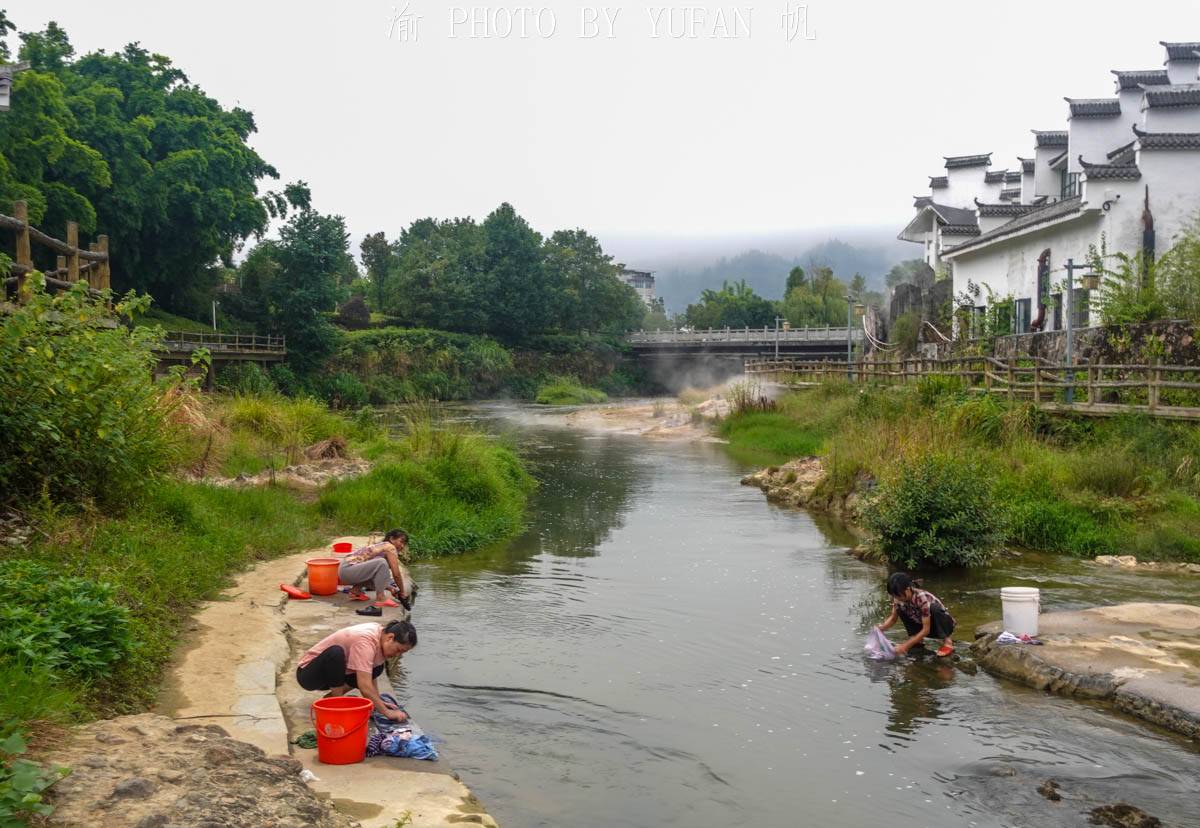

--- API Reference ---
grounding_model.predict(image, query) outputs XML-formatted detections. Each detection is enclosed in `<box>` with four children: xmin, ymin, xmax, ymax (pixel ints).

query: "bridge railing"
<box><xmin>160</xmin><ymin>331</ymin><xmax>286</xmax><ymax>353</ymax></box>
<box><xmin>629</xmin><ymin>326</ymin><xmax>863</xmax><ymax>344</ymax></box>
<box><xmin>1</xmin><ymin>199</ymin><xmax>110</xmax><ymax>301</ymax></box>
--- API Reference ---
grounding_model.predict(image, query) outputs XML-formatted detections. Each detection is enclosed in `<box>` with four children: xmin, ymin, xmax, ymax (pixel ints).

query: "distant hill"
<box><xmin>654</xmin><ymin>239</ymin><xmax>905</xmax><ymax>313</ymax></box>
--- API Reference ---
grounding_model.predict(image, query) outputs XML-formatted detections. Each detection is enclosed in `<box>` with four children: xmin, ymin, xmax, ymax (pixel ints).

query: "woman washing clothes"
<box><xmin>295</xmin><ymin>619</ymin><xmax>417</xmax><ymax>723</ymax></box>
<box><xmin>339</xmin><ymin>529</ymin><xmax>413</xmax><ymax>617</ymax></box>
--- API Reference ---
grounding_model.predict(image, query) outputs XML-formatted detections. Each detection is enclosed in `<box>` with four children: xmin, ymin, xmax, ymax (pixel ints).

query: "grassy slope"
<box><xmin>718</xmin><ymin>380</ymin><xmax>1200</xmax><ymax>562</ymax></box>
<box><xmin>1</xmin><ymin>394</ymin><xmax>532</xmax><ymax>737</ymax></box>
<box><xmin>534</xmin><ymin>376</ymin><xmax>609</xmax><ymax>405</ymax></box>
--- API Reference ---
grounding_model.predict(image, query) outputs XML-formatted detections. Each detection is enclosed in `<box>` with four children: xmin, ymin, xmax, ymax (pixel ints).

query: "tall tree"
<box><xmin>785</xmin><ymin>266</ymin><xmax>807</xmax><ymax>294</ymax></box>
<box><xmin>684</xmin><ymin>280</ymin><xmax>776</xmax><ymax>329</ymax></box>
<box><xmin>480</xmin><ymin>203</ymin><xmax>550</xmax><ymax>338</ymax></box>
<box><xmin>543</xmin><ymin>228</ymin><xmax>643</xmax><ymax>334</ymax></box>
<box><xmin>359</xmin><ymin>231</ymin><xmax>394</xmax><ymax>310</ymax></box>
<box><xmin>268</xmin><ymin>210</ymin><xmax>350</xmax><ymax>372</ymax></box>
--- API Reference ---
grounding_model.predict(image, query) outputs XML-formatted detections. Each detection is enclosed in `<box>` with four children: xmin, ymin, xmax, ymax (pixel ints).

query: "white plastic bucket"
<box><xmin>1000</xmin><ymin>587</ymin><xmax>1040</xmax><ymax>637</ymax></box>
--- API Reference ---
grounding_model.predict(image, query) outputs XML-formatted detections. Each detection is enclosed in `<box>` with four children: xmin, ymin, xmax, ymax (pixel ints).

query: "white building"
<box><xmin>617</xmin><ymin>265</ymin><xmax>656</xmax><ymax>307</ymax></box>
<box><xmin>899</xmin><ymin>41</ymin><xmax>1200</xmax><ymax>335</ymax></box>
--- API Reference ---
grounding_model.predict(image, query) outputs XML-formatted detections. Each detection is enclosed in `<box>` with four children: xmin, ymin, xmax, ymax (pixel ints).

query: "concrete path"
<box><xmin>162</xmin><ymin>536</ymin><xmax>498</xmax><ymax>828</ymax></box>
<box><xmin>973</xmin><ymin>602</ymin><xmax>1200</xmax><ymax>740</ymax></box>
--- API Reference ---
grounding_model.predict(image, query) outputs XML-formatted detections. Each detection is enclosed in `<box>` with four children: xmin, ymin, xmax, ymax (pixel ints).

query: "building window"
<box><xmin>971</xmin><ymin>306</ymin><xmax>986</xmax><ymax>338</ymax></box>
<box><xmin>1060</xmin><ymin>170</ymin><xmax>1081</xmax><ymax>199</ymax></box>
<box><xmin>1015</xmin><ymin>298</ymin><xmax>1032</xmax><ymax>334</ymax></box>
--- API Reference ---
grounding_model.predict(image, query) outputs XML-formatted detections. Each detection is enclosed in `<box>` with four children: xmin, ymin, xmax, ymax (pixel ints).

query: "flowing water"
<box><xmin>389</xmin><ymin>403</ymin><xmax>1200</xmax><ymax>828</ymax></box>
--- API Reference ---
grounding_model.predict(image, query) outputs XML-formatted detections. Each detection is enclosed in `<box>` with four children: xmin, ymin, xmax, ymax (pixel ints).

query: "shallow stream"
<box><xmin>391</xmin><ymin>403</ymin><xmax>1199</xmax><ymax>828</ymax></box>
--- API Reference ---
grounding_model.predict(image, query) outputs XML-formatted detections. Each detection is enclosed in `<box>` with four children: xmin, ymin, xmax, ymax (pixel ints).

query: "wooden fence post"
<box><xmin>98</xmin><ymin>235</ymin><xmax>110</xmax><ymax>291</ymax></box>
<box><xmin>1006</xmin><ymin>362</ymin><xmax>1014</xmax><ymax>403</ymax></box>
<box><xmin>88</xmin><ymin>243</ymin><xmax>99</xmax><ymax>288</ymax></box>
<box><xmin>56</xmin><ymin>255</ymin><xmax>67</xmax><ymax>278</ymax></box>
<box><xmin>14</xmin><ymin>200</ymin><xmax>32</xmax><ymax>302</ymax></box>
<box><xmin>66</xmin><ymin>221</ymin><xmax>80</xmax><ymax>284</ymax></box>
<box><xmin>1033</xmin><ymin>364</ymin><xmax>1041</xmax><ymax>405</ymax></box>
<box><xmin>1149</xmin><ymin>358</ymin><xmax>1161</xmax><ymax>413</ymax></box>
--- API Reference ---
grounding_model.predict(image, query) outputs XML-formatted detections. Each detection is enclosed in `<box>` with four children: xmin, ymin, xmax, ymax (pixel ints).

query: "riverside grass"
<box><xmin>719</xmin><ymin>379</ymin><xmax>1200</xmax><ymax>563</ymax></box>
<box><xmin>0</xmin><ymin>394</ymin><xmax>532</xmax><ymax>741</ymax></box>
<box><xmin>535</xmin><ymin>376</ymin><xmax>608</xmax><ymax>405</ymax></box>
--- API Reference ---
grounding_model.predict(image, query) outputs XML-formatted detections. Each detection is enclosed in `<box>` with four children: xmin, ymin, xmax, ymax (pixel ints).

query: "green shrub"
<box><xmin>0</xmin><ymin>560</ymin><xmax>134</xmax><ymax>680</ymax></box>
<box><xmin>864</xmin><ymin>454</ymin><xmax>1004</xmax><ymax>568</ymax></box>
<box><xmin>216</xmin><ymin>362</ymin><xmax>276</xmax><ymax>396</ymax></box>
<box><xmin>0</xmin><ymin>281</ymin><xmax>176</xmax><ymax>508</ymax></box>
<box><xmin>0</xmin><ymin>732</ymin><xmax>67</xmax><ymax>824</ymax></box>
<box><xmin>317</xmin><ymin>371</ymin><xmax>370</xmax><ymax>410</ymax></box>
<box><xmin>535</xmin><ymin>376</ymin><xmax>608</xmax><ymax>405</ymax></box>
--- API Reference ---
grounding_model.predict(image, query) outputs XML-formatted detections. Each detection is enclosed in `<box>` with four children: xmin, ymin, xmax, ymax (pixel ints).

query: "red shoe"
<box><xmin>347</xmin><ymin>592</ymin><xmax>369</xmax><ymax>602</ymax></box>
<box><xmin>936</xmin><ymin>644</ymin><xmax>954</xmax><ymax>657</ymax></box>
<box><xmin>374</xmin><ymin>599</ymin><xmax>400</xmax><ymax>608</ymax></box>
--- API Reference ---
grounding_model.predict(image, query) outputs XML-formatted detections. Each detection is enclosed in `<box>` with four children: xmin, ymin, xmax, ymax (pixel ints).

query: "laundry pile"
<box><xmin>995</xmin><ymin>631</ymin><xmax>1043</xmax><ymax>645</ymax></box>
<box><xmin>367</xmin><ymin>693</ymin><xmax>439</xmax><ymax>761</ymax></box>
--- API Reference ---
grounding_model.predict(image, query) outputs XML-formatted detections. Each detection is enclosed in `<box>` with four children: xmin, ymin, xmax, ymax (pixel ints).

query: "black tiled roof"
<box><xmin>984</xmin><ymin>170</ymin><xmax>1008</xmax><ymax>183</ymax></box>
<box><xmin>929</xmin><ymin>176</ymin><xmax>949</xmax><ymax>188</ymax></box>
<box><xmin>940</xmin><ymin>224</ymin><xmax>981</xmax><ymax>236</ymax></box>
<box><xmin>999</xmin><ymin>188</ymin><xmax>1022</xmax><ymax>201</ymax></box>
<box><xmin>1066</xmin><ymin>97</ymin><xmax>1121</xmax><ymax>118</ymax></box>
<box><xmin>1106</xmin><ymin>139</ymin><xmax>1136</xmax><ymax>161</ymax></box>
<box><xmin>1142</xmin><ymin>83</ymin><xmax>1200</xmax><ymax>108</ymax></box>
<box><xmin>1033</xmin><ymin>130</ymin><xmax>1068</xmax><ymax>147</ymax></box>
<box><xmin>1111</xmin><ymin>69</ymin><xmax>1170</xmax><ymax>90</ymax></box>
<box><xmin>944</xmin><ymin>197</ymin><xmax>1087</xmax><ymax>256</ymax></box>
<box><xmin>1019</xmin><ymin>157</ymin><xmax>1035</xmax><ymax>173</ymax></box>
<box><xmin>975</xmin><ymin>200</ymin><xmax>1039</xmax><ymax>217</ymax></box>
<box><xmin>1079</xmin><ymin>157</ymin><xmax>1141</xmax><ymax>180</ymax></box>
<box><xmin>1133</xmin><ymin>125</ymin><xmax>1200</xmax><ymax>150</ymax></box>
<box><xmin>927</xmin><ymin>203</ymin><xmax>978</xmax><ymax>226</ymax></box>
<box><xmin>944</xmin><ymin>153</ymin><xmax>992</xmax><ymax>169</ymax></box>
<box><xmin>1161</xmin><ymin>42</ymin><xmax>1200</xmax><ymax>61</ymax></box>
<box><xmin>1004</xmin><ymin>171</ymin><xmax>1022</xmax><ymax>183</ymax></box>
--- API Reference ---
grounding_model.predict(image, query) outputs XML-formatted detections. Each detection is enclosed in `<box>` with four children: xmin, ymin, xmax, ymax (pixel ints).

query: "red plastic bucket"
<box><xmin>310</xmin><ymin>696</ymin><xmax>374</xmax><ymax>764</ymax></box>
<box><xmin>332</xmin><ymin>542</ymin><xmax>353</xmax><ymax>555</ymax></box>
<box><xmin>306</xmin><ymin>558</ymin><xmax>340</xmax><ymax>596</ymax></box>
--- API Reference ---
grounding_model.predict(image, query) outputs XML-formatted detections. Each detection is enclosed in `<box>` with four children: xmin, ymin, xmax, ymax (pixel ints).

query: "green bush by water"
<box><xmin>864</xmin><ymin>455</ymin><xmax>1005</xmax><ymax>569</ymax></box>
<box><xmin>534</xmin><ymin>377</ymin><xmax>608</xmax><ymax>405</ymax></box>
<box><xmin>319</xmin><ymin>411</ymin><xmax>534</xmax><ymax>556</ymax></box>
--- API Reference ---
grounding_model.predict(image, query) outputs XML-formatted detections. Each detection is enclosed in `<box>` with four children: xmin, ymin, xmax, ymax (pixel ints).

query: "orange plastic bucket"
<box><xmin>310</xmin><ymin>696</ymin><xmax>374</xmax><ymax>764</ymax></box>
<box><xmin>306</xmin><ymin>558</ymin><xmax>340</xmax><ymax>595</ymax></box>
<box><xmin>332</xmin><ymin>542</ymin><xmax>353</xmax><ymax>555</ymax></box>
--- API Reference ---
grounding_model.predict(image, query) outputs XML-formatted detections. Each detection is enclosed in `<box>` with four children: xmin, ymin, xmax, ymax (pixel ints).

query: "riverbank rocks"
<box><xmin>210</xmin><ymin>456</ymin><xmax>371</xmax><ymax>490</ymax></box>
<box><xmin>972</xmin><ymin>603</ymin><xmax>1200</xmax><ymax>741</ymax></box>
<box><xmin>740</xmin><ymin>456</ymin><xmax>874</xmax><ymax>526</ymax></box>
<box><xmin>40</xmin><ymin>714</ymin><xmax>357</xmax><ymax>828</ymax></box>
<box><xmin>1094</xmin><ymin>555</ymin><xmax>1200</xmax><ymax>574</ymax></box>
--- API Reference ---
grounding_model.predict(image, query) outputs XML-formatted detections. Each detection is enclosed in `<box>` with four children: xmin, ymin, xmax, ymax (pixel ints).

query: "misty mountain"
<box><xmin>652</xmin><ymin>239</ymin><xmax>907</xmax><ymax>314</ymax></box>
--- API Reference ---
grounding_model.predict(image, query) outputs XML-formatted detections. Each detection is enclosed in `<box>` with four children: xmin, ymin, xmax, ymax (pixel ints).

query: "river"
<box><xmin>390</xmin><ymin>403</ymin><xmax>1200</xmax><ymax>828</ymax></box>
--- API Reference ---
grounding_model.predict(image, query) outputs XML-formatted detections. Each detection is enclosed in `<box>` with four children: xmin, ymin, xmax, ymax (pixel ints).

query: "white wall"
<box><xmin>1142</xmin><ymin>105</ymin><xmax>1200</xmax><ymax>132</ymax></box>
<box><xmin>942</xmin><ymin>166</ymin><xmax>990</xmax><ymax>209</ymax></box>
<box><xmin>1068</xmin><ymin>116</ymin><xmax>1130</xmax><ymax>172</ymax></box>
<box><xmin>949</xmin><ymin>212</ymin><xmax>1106</xmax><ymax>328</ymax></box>
<box><xmin>1135</xmin><ymin>148</ymin><xmax>1200</xmax><ymax>251</ymax></box>
<box><xmin>1034</xmin><ymin>145</ymin><xmax>1063</xmax><ymax>198</ymax></box>
<box><xmin>1167</xmin><ymin>60</ymin><xmax>1200</xmax><ymax>85</ymax></box>
<box><xmin>1021</xmin><ymin>170</ymin><xmax>1036</xmax><ymax>203</ymax></box>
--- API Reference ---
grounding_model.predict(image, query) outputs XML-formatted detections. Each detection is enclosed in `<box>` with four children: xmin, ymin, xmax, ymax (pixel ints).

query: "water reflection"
<box><xmin>395</xmin><ymin>405</ymin><xmax>1200</xmax><ymax>828</ymax></box>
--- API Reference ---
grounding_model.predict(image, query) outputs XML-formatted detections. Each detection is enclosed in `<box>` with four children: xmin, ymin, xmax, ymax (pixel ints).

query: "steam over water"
<box><xmin>391</xmin><ymin>404</ymin><xmax>1200</xmax><ymax>828</ymax></box>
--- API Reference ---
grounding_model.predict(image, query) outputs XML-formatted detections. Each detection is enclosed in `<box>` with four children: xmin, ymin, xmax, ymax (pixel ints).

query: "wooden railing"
<box><xmin>1</xmin><ymin>200</ymin><xmax>110</xmax><ymax>301</ymax></box>
<box><xmin>160</xmin><ymin>331</ymin><xmax>286</xmax><ymax>354</ymax></box>
<box><xmin>746</xmin><ymin>355</ymin><xmax>1200</xmax><ymax>420</ymax></box>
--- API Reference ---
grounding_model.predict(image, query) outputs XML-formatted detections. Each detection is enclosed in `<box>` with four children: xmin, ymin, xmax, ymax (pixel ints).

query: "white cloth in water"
<box><xmin>864</xmin><ymin>627</ymin><xmax>896</xmax><ymax>661</ymax></box>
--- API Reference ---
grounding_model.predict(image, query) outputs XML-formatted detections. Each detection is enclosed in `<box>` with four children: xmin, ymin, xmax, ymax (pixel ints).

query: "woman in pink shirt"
<box><xmin>295</xmin><ymin>619</ymin><xmax>417</xmax><ymax>723</ymax></box>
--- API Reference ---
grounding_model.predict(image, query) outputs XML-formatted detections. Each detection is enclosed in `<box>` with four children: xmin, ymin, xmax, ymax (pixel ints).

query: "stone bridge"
<box><xmin>628</xmin><ymin>326</ymin><xmax>862</xmax><ymax>388</ymax></box>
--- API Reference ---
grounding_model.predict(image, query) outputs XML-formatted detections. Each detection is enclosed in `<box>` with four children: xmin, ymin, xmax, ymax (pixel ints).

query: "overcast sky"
<box><xmin>9</xmin><ymin>1</ymin><xmax>1195</xmax><ymax>257</ymax></box>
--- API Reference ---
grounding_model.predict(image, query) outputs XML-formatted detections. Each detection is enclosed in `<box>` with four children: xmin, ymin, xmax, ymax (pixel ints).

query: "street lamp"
<box><xmin>0</xmin><ymin>62</ymin><xmax>31</xmax><ymax>112</ymax></box>
<box><xmin>1062</xmin><ymin>258</ymin><xmax>1097</xmax><ymax>404</ymax></box>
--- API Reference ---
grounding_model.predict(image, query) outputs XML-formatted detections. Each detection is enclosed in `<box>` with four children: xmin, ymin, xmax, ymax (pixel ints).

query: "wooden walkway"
<box><xmin>746</xmin><ymin>354</ymin><xmax>1200</xmax><ymax>421</ymax></box>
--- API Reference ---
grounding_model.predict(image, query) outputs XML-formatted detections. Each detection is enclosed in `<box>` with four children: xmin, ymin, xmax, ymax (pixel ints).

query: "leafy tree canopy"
<box><xmin>684</xmin><ymin>279</ymin><xmax>776</xmax><ymax>329</ymax></box>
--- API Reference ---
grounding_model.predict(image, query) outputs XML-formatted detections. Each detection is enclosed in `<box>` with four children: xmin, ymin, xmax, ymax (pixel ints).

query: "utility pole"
<box><xmin>1062</xmin><ymin>258</ymin><xmax>1093</xmax><ymax>404</ymax></box>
